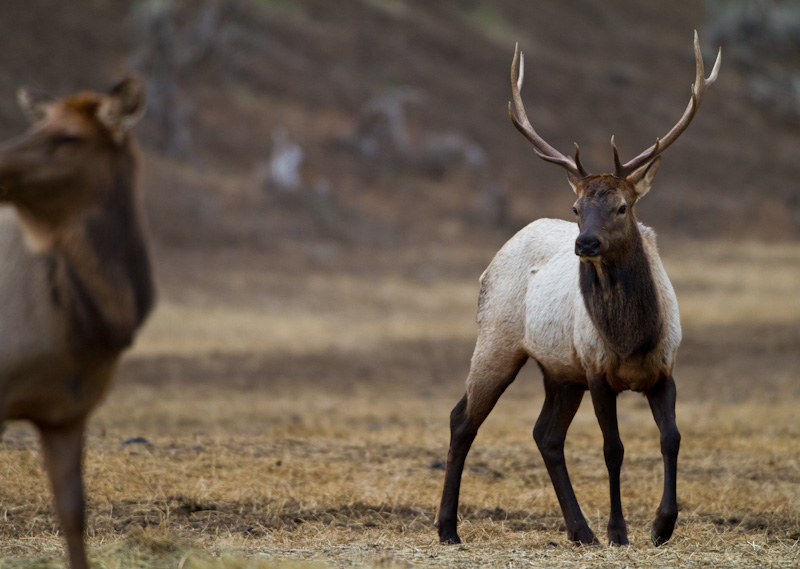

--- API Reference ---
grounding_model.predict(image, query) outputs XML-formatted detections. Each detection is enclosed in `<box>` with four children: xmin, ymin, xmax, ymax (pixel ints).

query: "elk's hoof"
<box><xmin>651</xmin><ymin>528</ymin><xmax>670</xmax><ymax>547</ymax></box>
<box><xmin>607</xmin><ymin>520</ymin><xmax>629</xmax><ymax>546</ymax></box>
<box><xmin>608</xmin><ymin>533</ymin><xmax>629</xmax><ymax>546</ymax></box>
<box><xmin>570</xmin><ymin>527</ymin><xmax>599</xmax><ymax>546</ymax></box>
<box><xmin>439</xmin><ymin>533</ymin><xmax>462</xmax><ymax>545</ymax></box>
<box><xmin>436</xmin><ymin>519</ymin><xmax>461</xmax><ymax>544</ymax></box>
<box><xmin>651</xmin><ymin>513</ymin><xmax>676</xmax><ymax>546</ymax></box>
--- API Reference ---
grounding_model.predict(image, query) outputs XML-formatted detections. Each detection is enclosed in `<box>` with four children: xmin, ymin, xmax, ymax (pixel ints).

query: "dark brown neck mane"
<box><xmin>45</xmin><ymin>147</ymin><xmax>154</xmax><ymax>355</ymax></box>
<box><xmin>578</xmin><ymin>228</ymin><xmax>663</xmax><ymax>359</ymax></box>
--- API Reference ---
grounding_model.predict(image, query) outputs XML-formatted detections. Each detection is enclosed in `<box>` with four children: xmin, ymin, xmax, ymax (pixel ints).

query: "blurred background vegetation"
<box><xmin>0</xmin><ymin>0</ymin><xmax>798</xmax><ymax>266</ymax></box>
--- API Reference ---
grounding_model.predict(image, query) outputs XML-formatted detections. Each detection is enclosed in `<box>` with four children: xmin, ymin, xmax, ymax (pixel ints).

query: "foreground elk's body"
<box><xmin>0</xmin><ymin>79</ymin><xmax>153</xmax><ymax>569</ymax></box>
<box><xmin>436</xmin><ymin>33</ymin><xmax>720</xmax><ymax>546</ymax></box>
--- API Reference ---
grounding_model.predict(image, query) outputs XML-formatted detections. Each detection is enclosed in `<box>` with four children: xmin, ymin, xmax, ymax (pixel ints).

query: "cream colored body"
<box><xmin>473</xmin><ymin>218</ymin><xmax>681</xmax><ymax>393</ymax></box>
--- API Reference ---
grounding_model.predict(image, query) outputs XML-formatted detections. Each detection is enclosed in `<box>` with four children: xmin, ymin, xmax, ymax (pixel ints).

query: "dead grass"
<box><xmin>667</xmin><ymin>240</ymin><xmax>800</xmax><ymax>327</ymax></box>
<box><xmin>1</xmin><ymin>239</ymin><xmax>799</xmax><ymax>568</ymax></box>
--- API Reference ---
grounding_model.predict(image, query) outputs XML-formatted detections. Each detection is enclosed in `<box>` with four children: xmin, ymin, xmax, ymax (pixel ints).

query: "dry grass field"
<box><xmin>1</xmin><ymin>2</ymin><xmax>800</xmax><ymax>567</ymax></box>
<box><xmin>1</xmin><ymin>238</ymin><xmax>799</xmax><ymax>568</ymax></box>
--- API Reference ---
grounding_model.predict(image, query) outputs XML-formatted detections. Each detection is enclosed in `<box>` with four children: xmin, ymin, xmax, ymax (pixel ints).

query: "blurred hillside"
<box><xmin>0</xmin><ymin>0</ymin><xmax>798</xmax><ymax>271</ymax></box>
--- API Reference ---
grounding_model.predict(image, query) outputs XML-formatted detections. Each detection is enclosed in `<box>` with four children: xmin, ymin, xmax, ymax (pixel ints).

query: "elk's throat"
<box><xmin>578</xmin><ymin>236</ymin><xmax>663</xmax><ymax>359</ymax></box>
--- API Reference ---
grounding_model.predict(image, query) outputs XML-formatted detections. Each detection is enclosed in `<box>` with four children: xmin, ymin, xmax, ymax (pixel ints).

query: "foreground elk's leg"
<box><xmin>436</xmin><ymin>394</ymin><xmax>475</xmax><ymax>544</ymax></box>
<box><xmin>436</xmin><ymin>348</ymin><xmax>527</xmax><ymax>544</ymax></box>
<box><xmin>37</xmin><ymin>418</ymin><xmax>89</xmax><ymax>569</ymax></box>
<box><xmin>588</xmin><ymin>377</ymin><xmax>628</xmax><ymax>545</ymax></box>
<box><xmin>533</xmin><ymin>374</ymin><xmax>597</xmax><ymax>545</ymax></box>
<box><xmin>647</xmin><ymin>375</ymin><xmax>681</xmax><ymax>546</ymax></box>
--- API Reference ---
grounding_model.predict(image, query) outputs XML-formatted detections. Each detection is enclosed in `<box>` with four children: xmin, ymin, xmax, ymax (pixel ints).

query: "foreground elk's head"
<box><xmin>508</xmin><ymin>32</ymin><xmax>720</xmax><ymax>262</ymax></box>
<box><xmin>0</xmin><ymin>78</ymin><xmax>145</xmax><ymax>223</ymax></box>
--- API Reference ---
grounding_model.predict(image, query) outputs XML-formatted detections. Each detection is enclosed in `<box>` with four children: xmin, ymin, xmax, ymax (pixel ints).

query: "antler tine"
<box><xmin>615</xmin><ymin>31</ymin><xmax>721</xmax><ymax>178</ymax></box>
<box><xmin>611</xmin><ymin>136</ymin><xmax>623</xmax><ymax>176</ymax></box>
<box><xmin>573</xmin><ymin>142</ymin><xmax>587</xmax><ymax>177</ymax></box>
<box><xmin>508</xmin><ymin>43</ymin><xmax>586</xmax><ymax>178</ymax></box>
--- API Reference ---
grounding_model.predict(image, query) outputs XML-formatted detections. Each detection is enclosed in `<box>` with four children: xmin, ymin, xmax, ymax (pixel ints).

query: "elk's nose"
<box><xmin>575</xmin><ymin>234</ymin><xmax>601</xmax><ymax>257</ymax></box>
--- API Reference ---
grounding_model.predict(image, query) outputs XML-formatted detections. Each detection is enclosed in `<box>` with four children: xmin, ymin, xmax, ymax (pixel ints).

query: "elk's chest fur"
<box><xmin>482</xmin><ymin>218</ymin><xmax>681</xmax><ymax>392</ymax></box>
<box><xmin>0</xmin><ymin>209</ymin><xmax>120</xmax><ymax>424</ymax></box>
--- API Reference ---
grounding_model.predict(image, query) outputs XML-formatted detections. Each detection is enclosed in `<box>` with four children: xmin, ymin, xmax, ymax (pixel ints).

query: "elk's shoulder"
<box><xmin>502</xmin><ymin>218</ymin><xmax>577</xmax><ymax>259</ymax></box>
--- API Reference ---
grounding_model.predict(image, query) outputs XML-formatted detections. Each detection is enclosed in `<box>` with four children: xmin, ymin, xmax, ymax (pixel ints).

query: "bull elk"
<box><xmin>436</xmin><ymin>32</ymin><xmax>720</xmax><ymax>546</ymax></box>
<box><xmin>0</xmin><ymin>78</ymin><xmax>154</xmax><ymax>568</ymax></box>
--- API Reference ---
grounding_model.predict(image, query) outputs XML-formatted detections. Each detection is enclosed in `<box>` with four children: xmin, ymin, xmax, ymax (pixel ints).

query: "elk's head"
<box><xmin>0</xmin><ymin>78</ymin><xmax>146</xmax><ymax>228</ymax></box>
<box><xmin>508</xmin><ymin>32</ymin><xmax>720</xmax><ymax>264</ymax></box>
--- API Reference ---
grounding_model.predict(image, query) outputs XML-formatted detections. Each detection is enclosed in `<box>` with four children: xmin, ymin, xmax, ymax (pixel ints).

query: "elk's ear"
<box><xmin>97</xmin><ymin>77</ymin><xmax>147</xmax><ymax>144</ymax></box>
<box><xmin>567</xmin><ymin>171</ymin><xmax>581</xmax><ymax>194</ymax></box>
<box><xmin>626</xmin><ymin>156</ymin><xmax>661</xmax><ymax>200</ymax></box>
<box><xmin>17</xmin><ymin>87</ymin><xmax>54</xmax><ymax>123</ymax></box>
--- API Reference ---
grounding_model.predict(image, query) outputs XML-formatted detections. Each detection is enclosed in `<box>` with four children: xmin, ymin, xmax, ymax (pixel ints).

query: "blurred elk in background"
<box><xmin>0</xmin><ymin>78</ymin><xmax>154</xmax><ymax>569</ymax></box>
<box><xmin>436</xmin><ymin>33</ymin><xmax>720</xmax><ymax>547</ymax></box>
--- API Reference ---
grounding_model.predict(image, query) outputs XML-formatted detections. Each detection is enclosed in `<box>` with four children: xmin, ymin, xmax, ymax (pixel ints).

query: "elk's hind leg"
<box><xmin>37</xmin><ymin>418</ymin><xmax>89</xmax><ymax>569</ymax></box>
<box><xmin>436</xmin><ymin>343</ymin><xmax>527</xmax><ymax>544</ymax></box>
<box><xmin>647</xmin><ymin>375</ymin><xmax>680</xmax><ymax>546</ymax></box>
<box><xmin>533</xmin><ymin>372</ymin><xmax>596</xmax><ymax>545</ymax></box>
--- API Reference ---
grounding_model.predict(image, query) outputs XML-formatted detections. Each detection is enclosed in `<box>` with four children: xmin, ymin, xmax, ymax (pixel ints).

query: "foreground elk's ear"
<box><xmin>97</xmin><ymin>77</ymin><xmax>147</xmax><ymax>144</ymax></box>
<box><xmin>626</xmin><ymin>156</ymin><xmax>662</xmax><ymax>201</ymax></box>
<box><xmin>17</xmin><ymin>87</ymin><xmax>54</xmax><ymax>123</ymax></box>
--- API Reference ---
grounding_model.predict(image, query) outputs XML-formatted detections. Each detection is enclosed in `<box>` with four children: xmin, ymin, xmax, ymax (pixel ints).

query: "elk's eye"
<box><xmin>617</xmin><ymin>204</ymin><xmax>627</xmax><ymax>215</ymax></box>
<box><xmin>56</xmin><ymin>135</ymin><xmax>82</xmax><ymax>145</ymax></box>
<box><xmin>571</xmin><ymin>207</ymin><xmax>578</xmax><ymax>216</ymax></box>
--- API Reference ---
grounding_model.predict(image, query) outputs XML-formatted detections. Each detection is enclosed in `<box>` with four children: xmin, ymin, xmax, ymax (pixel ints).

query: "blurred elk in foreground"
<box><xmin>436</xmin><ymin>32</ymin><xmax>720</xmax><ymax>547</ymax></box>
<box><xmin>0</xmin><ymin>78</ymin><xmax>154</xmax><ymax>569</ymax></box>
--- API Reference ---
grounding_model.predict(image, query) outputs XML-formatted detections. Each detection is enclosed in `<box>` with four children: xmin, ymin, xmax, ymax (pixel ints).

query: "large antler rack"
<box><xmin>508</xmin><ymin>43</ymin><xmax>587</xmax><ymax>180</ymax></box>
<box><xmin>613</xmin><ymin>30</ymin><xmax>721</xmax><ymax>178</ymax></box>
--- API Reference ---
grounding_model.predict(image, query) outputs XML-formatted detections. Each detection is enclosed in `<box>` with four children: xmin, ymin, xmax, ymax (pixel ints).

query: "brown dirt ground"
<box><xmin>2</xmin><ymin>242</ymin><xmax>799</xmax><ymax>567</ymax></box>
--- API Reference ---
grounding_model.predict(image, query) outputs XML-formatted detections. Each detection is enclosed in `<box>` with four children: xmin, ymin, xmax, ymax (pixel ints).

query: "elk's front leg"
<box><xmin>38</xmin><ymin>418</ymin><xmax>89</xmax><ymax>569</ymax></box>
<box><xmin>646</xmin><ymin>375</ymin><xmax>680</xmax><ymax>546</ymax></box>
<box><xmin>533</xmin><ymin>374</ymin><xmax>596</xmax><ymax>545</ymax></box>
<box><xmin>588</xmin><ymin>376</ymin><xmax>627</xmax><ymax>545</ymax></box>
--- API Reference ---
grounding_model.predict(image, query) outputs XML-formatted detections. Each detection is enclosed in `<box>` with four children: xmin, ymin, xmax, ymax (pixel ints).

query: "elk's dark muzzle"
<box><xmin>575</xmin><ymin>233</ymin><xmax>601</xmax><ymax>257</ymax></box>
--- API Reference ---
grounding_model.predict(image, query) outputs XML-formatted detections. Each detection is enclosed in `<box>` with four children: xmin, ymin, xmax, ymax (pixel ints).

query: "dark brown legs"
<box><xmin>588</xmin><ymin>377</ymin><xmax>627</xmax><ymax>545</ymax></box>
<box><xmin>37</xmin><ymin>418</ymin><xmax>89</xmax><ymax>569</ymax></box>
<box><xmin>534</xmin><ymin>375</ymin><xmax>596</xmax><ymax>544</ymax></box>
<box><xmin>437</xmin><ymin>356</ymin><xmax>680</xmax><ymax>548</ymax></box>
<box><xmin>435</xmin><ymin>394</ymin><xmax>476</xmax><ymax>544</ymax></box>
<box><xmin>435</xmin><ymin>346</ymin><xmax>527</xmax><ymax>544</ymax></box>
<box><xmin>646</xmin><ymin>375</ymin><xmax>680</xmax><ymax>546</ymax></box>
<box><xmin>584</xmin><ymin>374</ymin><xmax>680</xmax><ymax>547</ymax></box>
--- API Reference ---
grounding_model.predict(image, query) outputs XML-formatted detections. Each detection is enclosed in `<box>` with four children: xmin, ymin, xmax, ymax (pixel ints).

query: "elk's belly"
<box><xmin>0</xmin><ymin>353</ymin><xmax>118</xmax><ymax>424</ymax></box>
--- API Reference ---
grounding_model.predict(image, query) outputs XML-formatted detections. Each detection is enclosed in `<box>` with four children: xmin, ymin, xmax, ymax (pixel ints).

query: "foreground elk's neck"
<box><xmin>578</xmin><ymin>229</ymin><xmax>663</xmax><ymax>358</ymax></box>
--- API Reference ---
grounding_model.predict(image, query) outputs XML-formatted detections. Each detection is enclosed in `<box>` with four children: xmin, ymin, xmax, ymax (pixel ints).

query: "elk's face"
<box><xmin>0</xmin><ymin>104</ymin><xmax>108</xmax><ymax>206</ymax></box>
<box><xmin>567</xmin><ymin>157</ymin><xmax>661</xmax><ymax>263</ymax></box>
<box><xmin>570</xmin><ymin>172</ymin><xmax>642</xmax><ymax>262</ymax></box>
<box><xmin>0</xmin><ymin>78</ymin><xmax>145</xmax><ymax>224</ymax></box>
